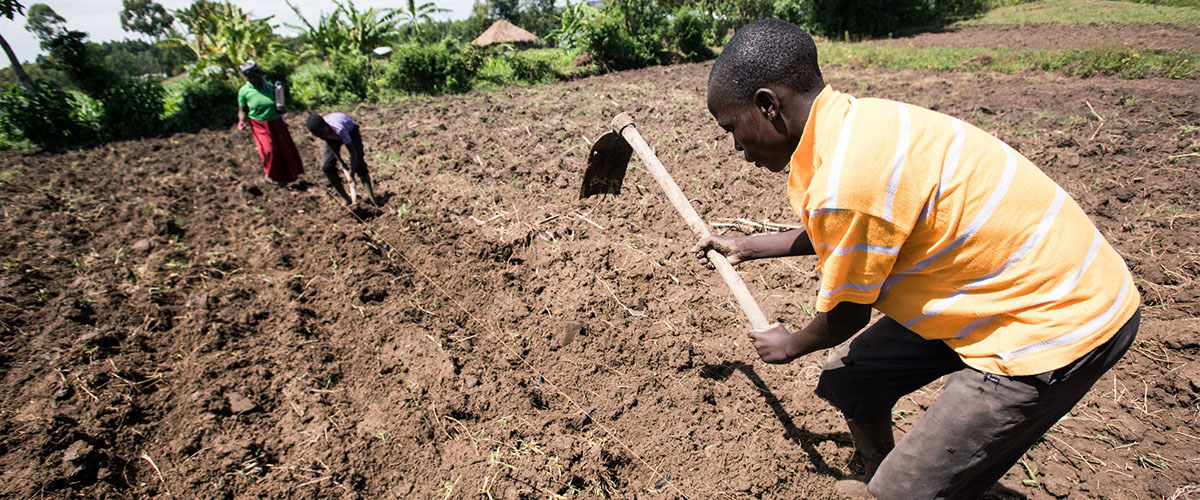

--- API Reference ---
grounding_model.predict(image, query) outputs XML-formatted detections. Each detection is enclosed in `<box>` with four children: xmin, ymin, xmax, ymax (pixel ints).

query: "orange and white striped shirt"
<box><xmin>788</xmin><ymin>86</ymin><xmax>1140</xmax><ymax>376</ymax></box>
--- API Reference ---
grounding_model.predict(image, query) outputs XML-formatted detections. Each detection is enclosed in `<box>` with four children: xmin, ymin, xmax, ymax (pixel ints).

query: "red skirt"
<box><xmin>249</xmin><ymin>118</ymin><xmax>304</xmax><ymax>184</ymax></box>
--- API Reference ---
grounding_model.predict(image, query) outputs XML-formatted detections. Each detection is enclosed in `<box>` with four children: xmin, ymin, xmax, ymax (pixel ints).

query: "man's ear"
<box><xmin>753</xmin><ymin>88</ymin><xmax>779</xmax><ymax>121</ymax></box>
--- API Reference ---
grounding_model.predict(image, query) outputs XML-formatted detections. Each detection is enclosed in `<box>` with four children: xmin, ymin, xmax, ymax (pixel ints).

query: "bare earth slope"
<box><xmin>1</xmin><ymin>36</ymin><xmax>1198</xmax><ymax>500</ymax></box>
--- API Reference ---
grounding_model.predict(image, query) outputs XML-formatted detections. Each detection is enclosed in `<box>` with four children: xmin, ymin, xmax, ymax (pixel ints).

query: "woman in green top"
<box><xmin>236</xmin><ymin>61</ymin><xmax>303</xmax><ymax>184</ymax></box>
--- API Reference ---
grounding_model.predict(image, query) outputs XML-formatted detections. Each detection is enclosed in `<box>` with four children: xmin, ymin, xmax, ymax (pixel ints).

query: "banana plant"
<box><xmin>288</xmin><ymin>0</ymin><xmax>404</xmax><ymax>57</ymax></box>
<box><xmin>548</xmin><ymin>0</ymin><xmax>598</xmax><ymax>49</ymax></box>
<box><xmin>170</xmin><ymin>1</ymin><xmax>276</xmax><ymax>76</ymax></box>
<box><xmin>399</xmin><ymin>0</ymin><xmax>448</xmax><ymax>43</ymax></box>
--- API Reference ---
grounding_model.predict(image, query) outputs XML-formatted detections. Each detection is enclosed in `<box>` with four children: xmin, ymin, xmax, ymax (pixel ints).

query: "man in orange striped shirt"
<box><xmin>694</xmin><ymin>20</ymin><xmax>1140</xmax><ymax>499</ymax></box>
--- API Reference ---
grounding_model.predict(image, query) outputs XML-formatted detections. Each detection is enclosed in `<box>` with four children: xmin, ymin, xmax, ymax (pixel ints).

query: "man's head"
<box><xmin>240</xmin><ymin>60</ymin><xmax>263</xmax><ymax>84</ymax></box>
<box><xmin>305</xmin><ymin>114</ymin><xmax>334</xmax><ymax>139</ymax></box>
<box><xmin>707</xmin><ymin>19</ymin><xmax>824</xmax><ymax>172</ymax></box>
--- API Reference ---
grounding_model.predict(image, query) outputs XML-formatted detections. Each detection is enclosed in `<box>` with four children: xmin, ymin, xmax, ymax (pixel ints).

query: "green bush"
<box><xmin>478</xmin><ymin>48</ymin><xmax>569</xmax><ymax>88</ymax></box>
<box><xmin>293</xmin><ymin>53</ymin><xmax>376</xmax><ymax>107</ymax></box>
<box><xmin>163</xmin><ymin>77</ymin><xmax>239</xmax><ymax>133</ymax></box>
<box><xmin>580</xmin><ymin>12</ymin><xmax>657</xmax><ymax>70</ymax></box>
<box><xmin>773</xmin><ymin>0</ymin><xmax>812</xmax><ymax>27</ymax></box>
<box><xmin>507</xmin><ymin>49</ymin><xmax>564</xmax><ymax>84</ymax></box>
<box><xmin>477</xmin><ymin>56</ymin><xmax>517</xmax><ymax>87</ymax></box>
<box><xmin>669</xmin><ymin>9</ymin><xmax>714</xmax><ymax>61</ymax></box>
<box><xmin>289</xmin><ymin>63</ymin><xmax>341</xmax><ymax>109</ymax></box>
<box><xmin>378</xmin><ymin>41</ymin><xmax>482</xmax><ymax>96</ymax></box>
<box><xmin>798</xmin><ymin>0</ymin><xmax>1012</xmax><ymax>37</ymax></box>
<box><xmin>100</xmin><ymin>78</ymin><xmax>166</xmax><ymax>141</ymax></box>
<box><xmin>0</xmin><ymin>81</ymin><xmax>97</xmax><ymax>151</ymax></box>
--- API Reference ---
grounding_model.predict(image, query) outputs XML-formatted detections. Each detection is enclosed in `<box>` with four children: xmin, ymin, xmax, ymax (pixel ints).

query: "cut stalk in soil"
<box><xmin>581</xmin><ymin>112</ymin><xmax>770</xmax><ymax>331</ymax></box>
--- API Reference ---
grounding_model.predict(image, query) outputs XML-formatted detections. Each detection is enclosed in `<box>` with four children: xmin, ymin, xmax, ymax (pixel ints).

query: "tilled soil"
<box><xmin>1</xmin><ymin>48</ymin><xmax>1198</xmax><ymax>500</ymax></box>
<box><xmin>868</xmin><ymin>23</ymin><xmax>1200</xmax><ymax>52</ymax></box>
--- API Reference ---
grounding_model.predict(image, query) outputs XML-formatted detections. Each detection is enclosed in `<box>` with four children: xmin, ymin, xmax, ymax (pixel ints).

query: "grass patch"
<box><xmin>0</xmin><ymin>168</ymin><xmax>23</xmax><ymax>185</ymax></box>
<box><xmin>819</xmin><ymin>42</ymin><xmax>1200</xmax><ymax>79</ymax></box>
<box><xmin>961</xmin><ymin>0</ymin><xmax>1200</xmax><ymax>25</ymax></box>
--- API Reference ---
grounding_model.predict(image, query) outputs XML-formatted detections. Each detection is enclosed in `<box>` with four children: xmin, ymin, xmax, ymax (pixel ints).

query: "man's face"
<box><xmin>314</xmin><ymin>124</ymin><xmax>337</xmax><ymax>141</ymax></box>
<box><xmin>707</xmin><ymin>88</ymin><xmax>793</xmax><ymax>173</ymax></box>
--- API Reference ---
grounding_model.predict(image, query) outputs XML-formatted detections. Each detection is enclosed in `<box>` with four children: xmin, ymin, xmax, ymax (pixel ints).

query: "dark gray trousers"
<box><xmin>815</xmin><ymin>309</ymin><xmax>1140</xmax><ymax>500</ymax></box>
<box><xmin>321</xmin><ymin>125</ymin><xmax>370</xmax><ymax>189</ymax></box>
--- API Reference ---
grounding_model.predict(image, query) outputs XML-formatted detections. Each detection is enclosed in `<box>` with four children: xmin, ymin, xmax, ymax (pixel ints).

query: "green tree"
<box><xmin>174</xmin><ymin>0</ymin><xmax>218</xmax><ymax>38</ymax></box>
<box><xmin>288</xmin><ymin>0</ymin><xmax>405</xmax><ymax>56</ymax></box>
<box><xmin>399</xmin><ymin>0</ymin><xmax>449</xmax><ymax>42</ymax></box>
<box><xmin>100</xmin><ymin>41</ymin><xmax>159</xmax><ymax>77</ymax></box>
<box><xmin>25</xmin><ymin>4</ymin><xmax>114</xmax><ymax>96</ymax></box>
<box><xmin>463</xmin><ymin>0</ymin><xmax>493</xmax><ymax>36</ymax></box>
<box><xmin>24</xmin><ymin>3</ymin><xmax>65</xmax><ymax>47</ymax></box>
<box><xmin>518</xmin><ymin>0</ymin><xmax>558</xmax><ymax>37</ymax></box>
<box><xmin>0</xmin><ymin>0</ymin><xmax>36</xmax><ymax>92</ymax></box>
<box><xmin>119</xmin><ymin>0</ymin><xmax>175</xmax><ymax>41</ymax></box>
<box><xmin>172</xmin><ymin>1</ymin><xmax>276</xmax><ymax>75</ymax></box>
<box><xmin>490</xmin><ymin>0</ymin><xmax>520</xmax><ymax>21</ymax></box>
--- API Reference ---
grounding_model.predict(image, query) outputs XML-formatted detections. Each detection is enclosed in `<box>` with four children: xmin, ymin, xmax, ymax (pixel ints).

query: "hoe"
<box><xmin>581</xmin><ymin>113</ymin><xmax>771</xmax><ymax>331</ymax></box>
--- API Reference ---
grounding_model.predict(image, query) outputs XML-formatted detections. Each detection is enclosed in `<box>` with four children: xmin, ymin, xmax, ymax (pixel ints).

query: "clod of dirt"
<box><xmin>61</xmin><ymin>439</ymin><xmax>99</xmax><ymax>480</ymax></box>
<box><xmin>1040</xmin><ymin>466</ymin><xmax>1077</xmax><ymax>498</ymax></box>
<box><xmin>358</xmin><ymin>287</ymin><xmax>388</xmax><ymax>303</ymax></box>
<box><xmin>561</xmin><ymin>322</ymin><xmax>583</xmax><ymax>347</ymax></box>
<box><xmin>156</xmin><ymin>219</ymin><xmax>185</xmax><ymax>237</ymax></box>
<box><xmin>185</xmin><ymin>292</ymin><xmax>208</xmax><ymax>309</ymax></box>
<box><xmin>62</xmin><ymin>440</ymin><xmax>93</xmax><ymax>465</ymax></box>
<box><xmin>53</xmin><ymin>383</ymin><xmax>72</xmax><ymax>401</ymax></box>
<box><xmin>226</xmin><ymin>392</ymin><xmax>259</xmax><ymax>414</ymax></box>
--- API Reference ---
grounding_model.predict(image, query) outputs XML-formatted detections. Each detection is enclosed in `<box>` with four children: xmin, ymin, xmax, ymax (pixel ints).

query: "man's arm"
<box><xmin>692</xmin><ymin>228</ymin><xmax>814</xmax><ymax>266</ymax></box>
<box><xmin>749</xmin><ymin>301</ymin><xmax>871</xmax><ymax>364</ymax></box>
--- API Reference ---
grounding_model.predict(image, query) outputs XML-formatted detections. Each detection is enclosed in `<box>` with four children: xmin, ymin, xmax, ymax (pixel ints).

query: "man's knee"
<box><xmin>321</xmin><ymin>160</ymin><xmax>339</xmax><ymax>177</ymax></box>
<box><xmin>816</xmin><ymin>365</ymin><xmax>896</xmax><ymax>420</ymax></box>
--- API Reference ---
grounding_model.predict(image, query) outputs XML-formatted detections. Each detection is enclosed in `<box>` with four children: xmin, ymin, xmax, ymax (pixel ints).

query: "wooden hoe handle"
<box><xmin>610</xmin><ymin>113</ymin><xmax>771</xmax><ymax>331</ymax></box>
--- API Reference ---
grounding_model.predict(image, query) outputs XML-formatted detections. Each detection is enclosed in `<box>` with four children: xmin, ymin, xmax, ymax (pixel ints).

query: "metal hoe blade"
<box><xmin>579</xmin><ymin>132</ymin><xmax>633</xmax><ymax>199</ymax></box>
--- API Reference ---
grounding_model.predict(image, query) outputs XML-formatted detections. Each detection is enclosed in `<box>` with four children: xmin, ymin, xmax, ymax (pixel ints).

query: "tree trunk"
<box><xmin>0</xmin><ymin>32</ymin><xmax>36</xmax><ymax>93</ymax></box>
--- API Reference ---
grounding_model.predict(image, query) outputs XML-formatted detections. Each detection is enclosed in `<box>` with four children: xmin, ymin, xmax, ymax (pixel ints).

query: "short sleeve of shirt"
<box><xmin>323</xmin><ymin>113</ymin><xmax>356</xmax><ymax>145</ymax></box>
<box><xmin>809</xmin><ymin>209</ymin><xmax>908</xmax><ymax>312</ymax></box>
<box><xmin>237</xmin><ymin>85</ymin><xmax>248</xmax><ymax>108</ymax></box>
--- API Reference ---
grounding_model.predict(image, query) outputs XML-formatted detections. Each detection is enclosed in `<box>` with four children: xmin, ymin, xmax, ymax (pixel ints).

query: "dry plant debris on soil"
<box><xmin>1</xmin><ymin>31</ymin><xmax>1199</xmax><ymax>500</ymax></box>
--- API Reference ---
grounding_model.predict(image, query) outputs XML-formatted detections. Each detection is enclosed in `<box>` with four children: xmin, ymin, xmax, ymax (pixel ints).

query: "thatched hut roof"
<box><xmin>472</xmin><ymin>19</ymin><xmax>538</xmax><ymax>47</ymax></box>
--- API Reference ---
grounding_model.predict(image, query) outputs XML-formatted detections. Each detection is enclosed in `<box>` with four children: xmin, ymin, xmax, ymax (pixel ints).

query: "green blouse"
<box><xmin>238</xmin><ymin>81</ymin><xmax>280</xmax><ymax>121</ymax></box>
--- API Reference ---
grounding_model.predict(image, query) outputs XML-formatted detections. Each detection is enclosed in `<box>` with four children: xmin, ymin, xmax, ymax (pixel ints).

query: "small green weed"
<box><xmin>0</xmin><ymin>168</ymin><xmax>22</xmax><ymax>185</ymax></box>
<box><xmin>1019</xmin><ymin>457</ymin><xmax>1040</xmax><ymax>488</ymax></box>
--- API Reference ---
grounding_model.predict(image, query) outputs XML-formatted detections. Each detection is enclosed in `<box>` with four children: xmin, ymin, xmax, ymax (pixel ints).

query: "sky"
<box><xmin>0</xmin><ymin>0</ymin><xmax>483</xmax><ymax>69</ymax></box>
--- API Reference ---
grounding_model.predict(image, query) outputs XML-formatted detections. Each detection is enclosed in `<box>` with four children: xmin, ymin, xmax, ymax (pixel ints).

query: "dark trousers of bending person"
<box><xmin>320</xmin><ymin>125</ymin><xmax>377</xmax><ymax>205</ymax></box>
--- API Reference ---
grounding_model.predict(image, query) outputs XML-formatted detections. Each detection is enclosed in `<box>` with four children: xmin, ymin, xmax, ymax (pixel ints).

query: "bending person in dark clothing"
<box><xmin>305</xmin><ymin>112</ymin><xmax>378</xmax><ymax>206</ymax></box>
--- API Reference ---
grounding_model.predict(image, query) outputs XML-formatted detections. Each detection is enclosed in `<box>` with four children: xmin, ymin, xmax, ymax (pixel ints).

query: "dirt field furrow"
<box><xmin>1</xmin><ymin>58</ymin><xmax>1197</xmax><ymax>499</ymax></box>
